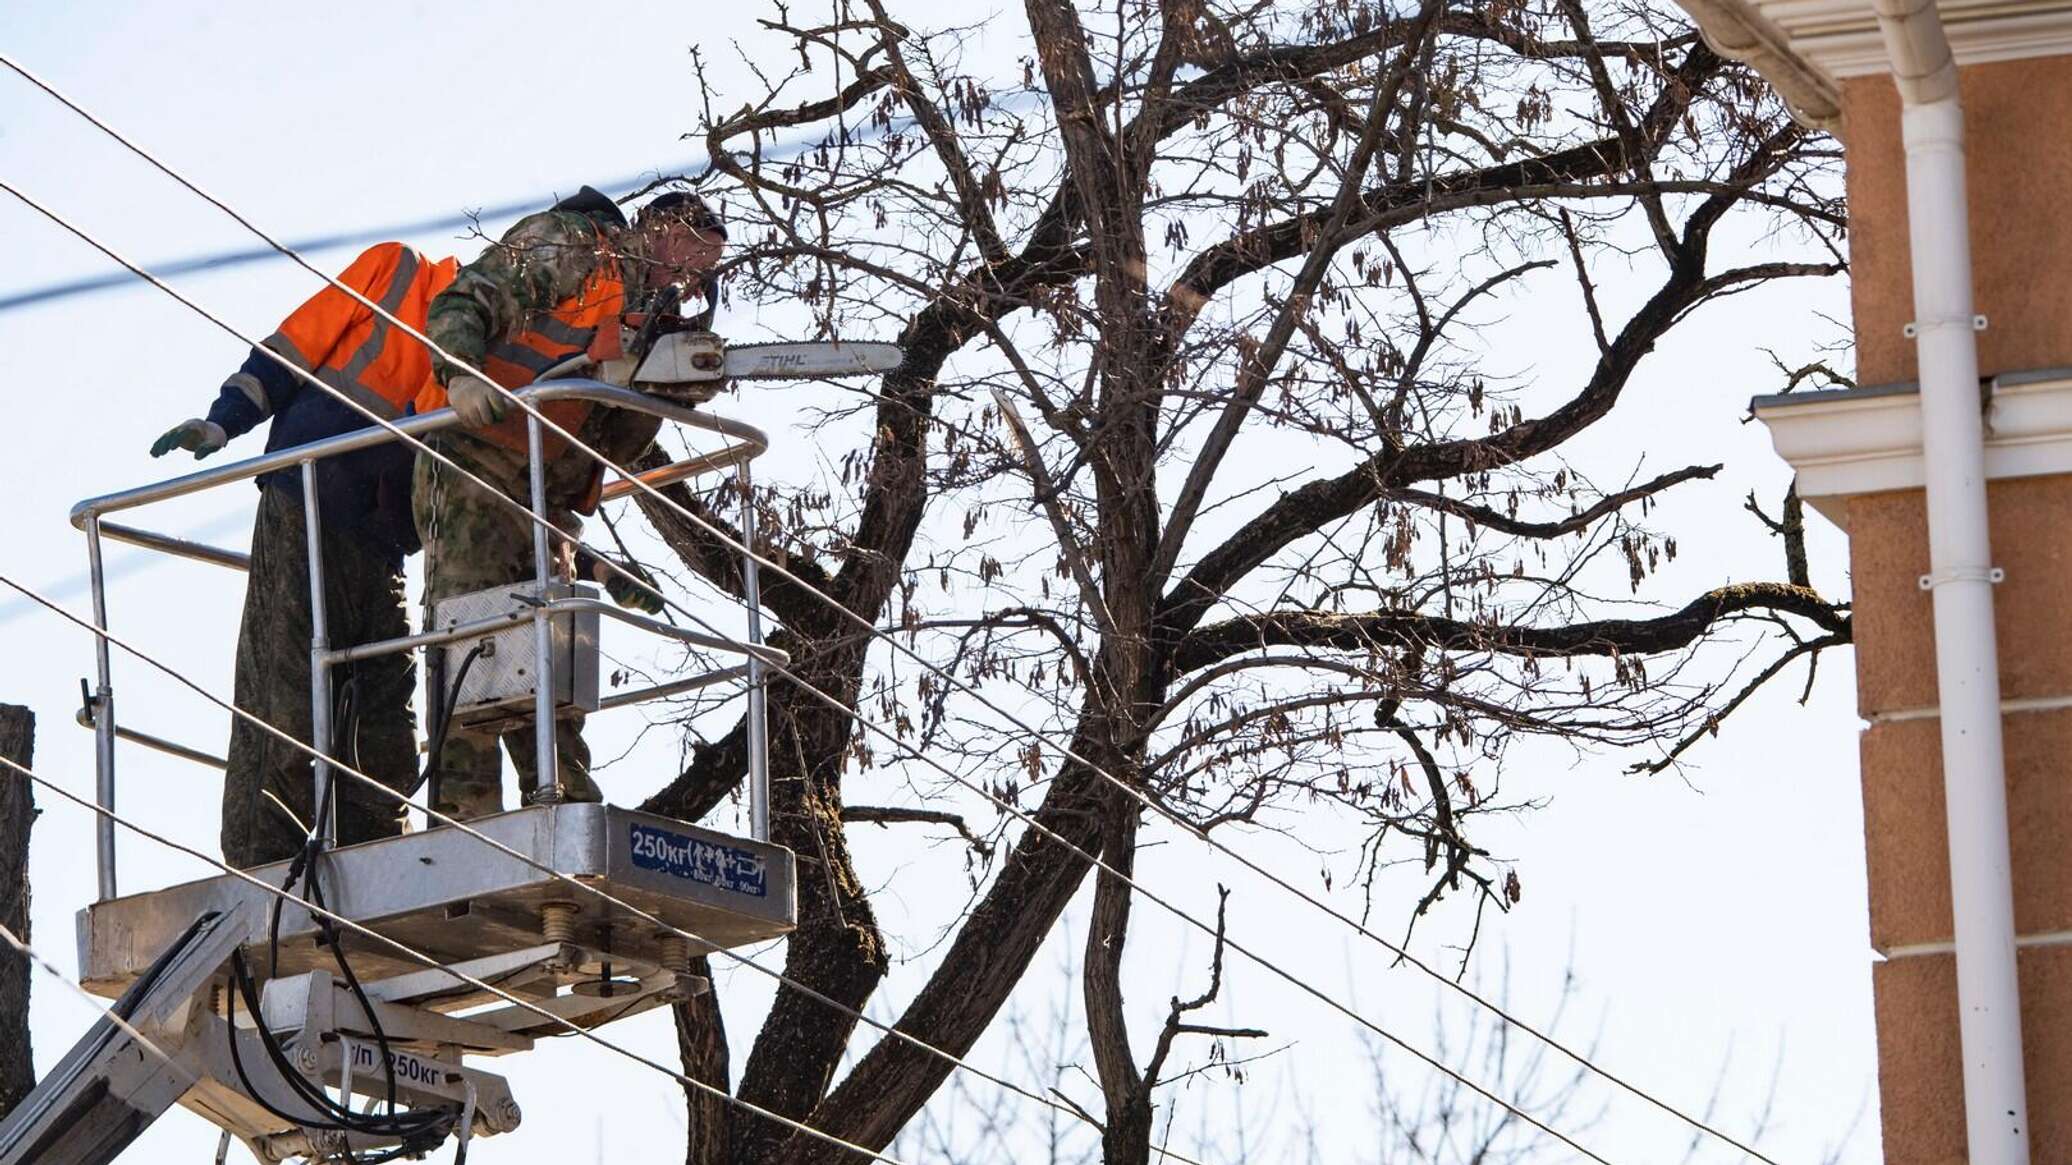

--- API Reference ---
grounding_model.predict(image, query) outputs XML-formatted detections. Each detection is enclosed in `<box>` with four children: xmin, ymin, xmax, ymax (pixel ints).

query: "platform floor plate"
<box><xmin>78</xmin><ymin>803</ymin><xmax>795</xmax><ymax>996</ymax></box>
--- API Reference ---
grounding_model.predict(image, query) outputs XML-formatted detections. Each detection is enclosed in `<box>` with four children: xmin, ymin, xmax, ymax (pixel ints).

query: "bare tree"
<box><xmin>607</xmin><ymin>0</ymin><xmax>1851</xmax><ymax>1161</ymax></box>
<box><xmin>0</xmin><ymin>705</ymin><xmax>34</xmax><ymax>1120</ymax></box>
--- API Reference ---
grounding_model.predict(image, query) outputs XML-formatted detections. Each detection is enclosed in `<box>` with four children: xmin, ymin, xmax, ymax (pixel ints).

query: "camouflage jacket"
<box><xmin>425</xmin><ymin>190</ymin><xmax>635</xmax><ymax>388</ymax></box>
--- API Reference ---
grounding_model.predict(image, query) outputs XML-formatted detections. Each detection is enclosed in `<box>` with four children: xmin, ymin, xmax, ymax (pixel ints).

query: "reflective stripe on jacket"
<box><xmin>263</xmin><ymin>243</ymin><xmax>460</xmax><ymax>420</ymax></box>
<box><xmin>204</xmin><ymin>242</ymin><xmax>462</xmax><ymax>561</ymax></box>
<box><xmin>417</xmin><ymin>246</ymin><xmax>627</xmax><ymax>460</ymax></box>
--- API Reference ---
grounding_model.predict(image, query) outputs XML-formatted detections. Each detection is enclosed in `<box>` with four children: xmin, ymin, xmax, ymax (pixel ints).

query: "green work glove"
<box><xmin>446</xmin><ymin>374</ymin><xmax>507</xmax><ymax>428</ymax></box>
<box><xmin>595</xmin><ymin>557</ymin><xmax>665</xmax><ymax>615</ymax></box>
<box><xmin>150</xmin><ymin>418</ymin><xmax>228</xmax><ymax>460</ymax></box>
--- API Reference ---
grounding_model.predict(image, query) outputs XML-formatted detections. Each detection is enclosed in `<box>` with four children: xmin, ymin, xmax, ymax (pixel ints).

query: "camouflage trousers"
<box><xmin>222</xmin><ymin>485</ymin><xmax>416</xmax><ymax>869</ymax></box>
<box><xmin>414</xmin><ymin>433</ymin><xmax>602</xmax><ymax>818</ymax></box>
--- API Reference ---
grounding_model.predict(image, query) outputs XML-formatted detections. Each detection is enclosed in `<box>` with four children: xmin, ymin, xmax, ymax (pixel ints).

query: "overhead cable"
<box><xmin>0</xmin><ymin>64</ymin><xmax>1044</xmax><ymax>315</ymax></box>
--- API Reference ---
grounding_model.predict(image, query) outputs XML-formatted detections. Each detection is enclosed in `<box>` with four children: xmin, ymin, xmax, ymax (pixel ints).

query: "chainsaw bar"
<box><xmin>724</xmin><ymin>340</ymin><xmax>904</xmax><ymax>380</ymax></box>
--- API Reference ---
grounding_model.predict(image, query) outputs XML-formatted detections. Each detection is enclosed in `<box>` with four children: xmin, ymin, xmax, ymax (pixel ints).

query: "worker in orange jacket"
<box><xmin>150</xmin><ymin>242</ymin><xmax>458</xmax><ymax>867</ymax></box>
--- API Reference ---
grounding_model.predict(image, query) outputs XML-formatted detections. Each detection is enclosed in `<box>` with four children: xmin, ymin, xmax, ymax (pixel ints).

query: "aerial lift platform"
<box><xmin>0</xmin><ymin>333</ymin><xmax>899</xmax><ymax>1163</ymax></box>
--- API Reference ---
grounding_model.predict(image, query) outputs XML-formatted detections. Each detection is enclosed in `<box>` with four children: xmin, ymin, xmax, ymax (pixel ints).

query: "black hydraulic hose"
<box><xmin>237</xmin><ymin>643</ymin><xmax>491</xmax><ymax>1156</ymax></box>
<box><xmin>338</xmin><ymin>671</ymin><xmax>362</xmax><ymax>788</ymax></box>
<box><xmin>227</xmin><ymin>953</ymin><xmax>413</xmax><ymax>1132</ymax></box>
<box><xmin>223</xmin><ymin>952</ymin><xmax>354</xmax><ymax>1136</ymax></box>
<box><xmin>307</xmin><ymin>860</ymin><xmax>402</xmax><ymax>1119</ymax></box>
<box><xmin>225</xmin><ymin>949</ymin><xmax>453</xmax><ymax>1143</ymax></box>
<box><xmin>247</xmin><ymin>765</ymin><xmax>428</xmax><ymax>1150</ymax></box>
<box><xmin>420</xmin><ymin>643</ymin><xmax>486</xmax><ymax>813</ymax></box>
<box><xmin>259</xmin><ymin>641</ymin><xmax>484</xmax><ymax>1134</ymax></box>
<box><xmin>267</xmin><ymin>671</ymin><xmax>358</xmax><ymax>977</ymax></box>
<box><xmin>283</xmin><ymin>778</ymin><xmax>407</xmax><ymax>1128</ymax></box>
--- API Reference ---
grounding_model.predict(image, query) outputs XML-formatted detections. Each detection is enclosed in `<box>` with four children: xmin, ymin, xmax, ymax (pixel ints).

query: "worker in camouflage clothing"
<box><xmin>416</xmin><ymin>186</ymin><xmax>725</xmax><ymax>818</ymax></box>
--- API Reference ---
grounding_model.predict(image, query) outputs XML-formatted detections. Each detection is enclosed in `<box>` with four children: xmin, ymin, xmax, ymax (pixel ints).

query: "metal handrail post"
<box><xmin>72</xmin><ymin>708</ymin><xmax>228</xmax><ymax>770</ymax></box>
<box><xmin>86</xmin><ymin>516</ymin><xmax>117</xmax><ymax>900</ymax></box>
<box><xmin>527</xmin><ymin>414</ymin><xmax>562</xmax><ymax>804</ymax></box>
<box><xmin>738</xmin><ymin>464</ymin><xmax>770</xmax><ymax>843</ymax></box>
<box><xmin>302</xmin><ymin>461</ymin><xmax>336</xmax><ymax>849</ymax></box>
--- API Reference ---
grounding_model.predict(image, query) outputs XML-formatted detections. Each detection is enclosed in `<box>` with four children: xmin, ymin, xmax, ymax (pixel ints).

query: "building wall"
<box><xmin>1846</xmin><ymin>477</ymin><xmax>2072</xmax><ymax>1161</ymax></box>
<box><xmin>1844</xmin><ymin>57</ymin><xmax>2072</xmax><ymax>387</ymax></box>
<box><xmin>1836</xmin><ymin>51</ymin><xmax>2072</xmax><ymax>1160</ymax></box>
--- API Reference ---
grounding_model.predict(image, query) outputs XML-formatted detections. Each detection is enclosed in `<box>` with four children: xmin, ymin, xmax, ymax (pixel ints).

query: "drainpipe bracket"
<box><xmin>1902</xmin><ymin>315</ymin><xmax>1988</xmax><ymax>339</ymax></box>
<box><xmin>1920</xmin><ymin>566</ymin><xmax>2005</xmax><ymax>590</ymax></box>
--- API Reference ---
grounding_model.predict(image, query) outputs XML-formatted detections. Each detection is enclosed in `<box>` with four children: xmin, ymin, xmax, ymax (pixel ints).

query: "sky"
<box><xmin>0</xmin><ymin>3</ymin><xmax>1876</xmax><ymax>1163</ymax></box>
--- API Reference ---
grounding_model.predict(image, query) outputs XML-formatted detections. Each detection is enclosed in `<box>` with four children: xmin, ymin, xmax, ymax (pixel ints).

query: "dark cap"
<box><xmin>638</xmin><ymin>191</ymin><xmax>726</xmax><ymax>239</ymax></box>
<box><xmin>549</xmin><ymin>185</ymin><xmax>629</xmax><ymax>229</ymax></box>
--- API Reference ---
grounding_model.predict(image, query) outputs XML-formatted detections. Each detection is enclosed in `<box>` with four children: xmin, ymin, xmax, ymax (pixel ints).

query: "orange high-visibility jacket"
<box><xmin>263</xmin><ymin>243</ymin><xmax>461</xmax><ymax>420</ymax></box>
<box><xmin>417</xmin><ymin>256</ymin><xmax>629</xmax><ymax>458</ymax></box>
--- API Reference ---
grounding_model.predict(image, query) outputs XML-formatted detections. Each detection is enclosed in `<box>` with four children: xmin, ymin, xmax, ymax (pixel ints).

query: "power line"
<box><xmin>1</xmin><ymin>201</ymin><xmax>538</xmax><ymax>314</ymax></box>
<box><xmin>0</xmin><ymin>918</ymin><xmax>197</xmax><ymax>1093</ymax></box>
<box><xmin>0</xmin><ymin>56</ymin><xmax>1774</xmax><ymax>1161</ymax></box>
<box><xmin>0</xmin><ymin>753</ymin><xmax>912</xmax><ymax>1165</ymax></box>
<box><xmin>0</xmin><ymin>79</ymin><xmax>1044</xmax><ymax>315</ymax></box>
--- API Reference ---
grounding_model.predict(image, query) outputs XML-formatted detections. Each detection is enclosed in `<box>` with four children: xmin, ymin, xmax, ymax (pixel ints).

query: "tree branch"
<box><xmin>638</xmin><ymin>716</ymin><xmax>750</xmax><ymax>824</ymax></box>
<box><xmin>992</xmin><ymin>390</ymin><xmax>1117</xmax><ymax>636</ymax></box>
<box><xmin>1628</xmin><ymin>630</ymin><xmax>1848</xmax><ymax>774</ymax></box>
<box><xmin>1389</xmin><ymin>464</ymin><xmax>1720</xmax><ymax>540</ymax></box>
<box><xmin>1083</xmin><ymin>795</ymin><xmax>1147</xmax><ymax>1158</ymax></box>
<box><xmin>1145</xmin><ymin>886</ymin><xmax>1263</xmax><ymax>1088</ymax></box>
<box><xmin>1157</xmin><ymin>124</ymin><xmax>1820</xmax><ymax>644</ymax></box>
<box><xmin>1150</xmin><ymin>0</ymin><xmax>1446</xmax><ymax>589</ymax></box>
<box><xmin>841</xmin><ymin>805</ymin><xmax>994</xmax><ymax>858</ymax></box>
<box><xmin>1559</xmin><ymin>208</ymin><xmax>1611</xmax><ymax>356</ymax></box>
<box><xmin>861</xmin><ymin>2</ymin><xmax>1010</xmax><ymax>266</ymax></box>
<box><xmin>1173</xmin><ymin>582</ymin><xmax>1850</xmax><ymax>674</ymax></box>
<box><xmin>1157</xmin><ymin>42</ymin><xmax>1723</xmax><ymax>342</ymax></box>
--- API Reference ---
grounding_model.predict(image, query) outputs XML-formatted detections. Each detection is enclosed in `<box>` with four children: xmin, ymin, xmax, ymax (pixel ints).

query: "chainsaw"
<box><xmin>630</xmin><ymin>330</ymin><xmax>904</xmax><ymax>403</ymax></box>
<box><xmin>598</xmin><ymin>283</ymin><xmax>900</xmax><ymax>404</ymax></box>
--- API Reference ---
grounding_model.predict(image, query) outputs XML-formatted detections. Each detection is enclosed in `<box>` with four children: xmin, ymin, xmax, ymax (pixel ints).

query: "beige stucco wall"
<box><xmin>1835</xmin><ymin>49</ymin><xmax>2072</xmax><ymax>1159</ymax></box>
<box><xmin>1871</xmin><ymin>950</ymin><xmax>2072</xmax><ymax>1162</ymax></box>
<box><xmin>1846</xmin><ymin>478</ymin><xmax>2072</xmax><ymax>1161</ymax></box>
<box><xmin>1844</xmin><ymin>57</ymin><xmax>2072</xmax><ymax>387</ymax></box>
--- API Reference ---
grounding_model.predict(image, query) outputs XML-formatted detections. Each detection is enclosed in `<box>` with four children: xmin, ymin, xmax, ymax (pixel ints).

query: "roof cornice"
<box><xmin>1678</xmin><ymin>0</ymin><xmax>1845</xmax><ymax>127</ymax></box>
<box><xmin>1752</xmin><ymin>369</ymin><xmax>2072</xmax><ymax>528</ymax></box>
<box><xmin>1673</xmin><ymin>0</ymin><xmax>2072</xmax><ymax>128</ymax></box>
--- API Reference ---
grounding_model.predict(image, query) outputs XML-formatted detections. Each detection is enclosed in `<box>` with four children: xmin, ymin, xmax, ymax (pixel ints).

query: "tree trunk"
<box><xmin>730</xmin><ymin>700</ymin><xmax>888</xmax><ymax>1165</ymax></box>
<box><xmin>0</xmin><ymin>705</ymin><xmax>35</xmax><ymax>1120</ymax></box>
<box><xmin>1085</xmin><ymin>803</ymin><xmax>1154</xmax><ymax>1165</ymax></box>
<box><xmin>675</xmin><ymin>957</ymin><xmax>730</xmax><ymax>1165</ymax></box>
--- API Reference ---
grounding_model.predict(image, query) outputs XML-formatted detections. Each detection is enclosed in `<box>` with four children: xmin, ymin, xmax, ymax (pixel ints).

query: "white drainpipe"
<box><xmin>1873</xmin><ymin>1</ymin><xmax>2031</xmax><ymax>1160</ymax></box>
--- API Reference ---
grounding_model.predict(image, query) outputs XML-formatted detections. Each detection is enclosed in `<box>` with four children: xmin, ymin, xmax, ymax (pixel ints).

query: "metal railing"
<box><xmin>71</xmin><ymin>381</ymin><xmax>778</xmax><ymax>900</ymax></box>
